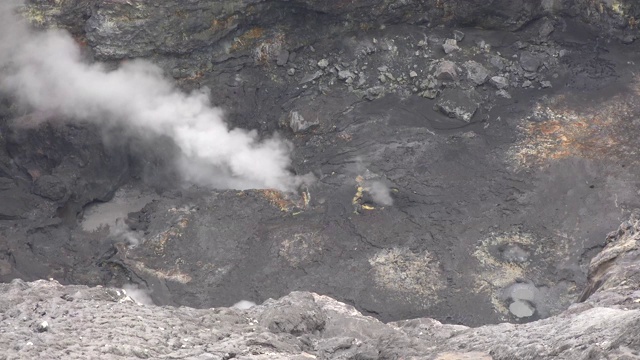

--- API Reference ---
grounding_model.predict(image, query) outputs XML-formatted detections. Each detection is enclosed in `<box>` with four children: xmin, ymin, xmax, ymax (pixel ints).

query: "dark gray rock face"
<box><xmin>519</xmin><ymin>52</ymin><xmax>543</xmax><ymax>72</ymax></box>
<box><xmin>4</xmin><ymin>118</ymin><xmax>129</xmax><ymax>217</ymax></box>
<box><xmin>28</xmin><ymin>0</ymin><xmax>625</xmax><ymax>77</ymax></box>
<box><xmin>1</xmin><ymin>218</ymin><xmax>639</xmax><ymax>359</ymax></box>
<box><xmin>3</xmin><ymin>0</ymin><xmax>640</xmax><ymax>345</ymax></box>
<box><xmin>435</xmin><ymin>88</ymin><xmax>481</xmax><ymax>122</ymax></box>
<box><xmin>4</xmin><ymin>0</ymin><xmax>640</xmax><ymax>325</ymax></box>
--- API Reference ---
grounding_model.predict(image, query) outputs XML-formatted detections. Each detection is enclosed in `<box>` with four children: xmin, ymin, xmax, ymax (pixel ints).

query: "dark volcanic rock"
<box><xmin>435</xmin><ymin>88</ymin><xmax>481</xmax><ymax>122</ymax></box>
<box><xmin>434</xmin><ymin>60</ymin><xmax>459</xmax><ymax>81</ymax></box>
<box><xmin>5</xmin><ymin>0</ymin><xmax>640</xmax><ymax>339</ymax></box>
<box><xmin>22</xmin><ymin>0</ymin><xmax>553</xmax><ymax>75</ymax></box>
<box><xmin>32</xmin><ymin>175</ymin><xmax>67</xmax><ymax>201</ymax></box>
<box><xmin>1</xmin><ymin>218</ymin><xmax>640</xmax><ymax>359</ymax></box>
<box><xmin>0</xmin><ymin>188</ymin><xmax>36</xmax><ymax>220</ymax></box>
<box><xmin>519</xmin><ymin>51</ymin><xmax>543</xmax><ymax>72</ymax></box>
<box><xmin>5</xmin><ymin>119</ymin><xmax>129</xmax><ymax>217</ymax></box>
<box><xmin>463</xmin><ymin>60</ymin><xmax>490</xmax><ymax>86</ymax></box>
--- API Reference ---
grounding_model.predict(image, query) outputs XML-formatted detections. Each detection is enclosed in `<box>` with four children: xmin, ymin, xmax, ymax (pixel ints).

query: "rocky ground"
<box><xmin>1</xmin><ymin>217</ymin><xmax>640</xmax><ymax>359</ymax></box>
<box><xmin>2</xmin><ymin>0</ymin><xmax>640</xmax><ymax>339</ymax></box>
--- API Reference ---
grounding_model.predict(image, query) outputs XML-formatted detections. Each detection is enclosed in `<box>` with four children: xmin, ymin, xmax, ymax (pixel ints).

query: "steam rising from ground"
<box><xmin>352</xmin><ymin>157</ymin><xmax>394</xmax><ymax>206</ymax></box>
<box><xmin>122</xmin><ymin>284</ymin><xmax>154</xmax><ymax>306</ymax></box>
<box><xmin>111</xmin><ymin>218</ymin><xmax>141</xmax><ymax>248</ymax></box>
<box><xmin>232</xmin><ymin>300</ymin><xmax>257</xmax><ymax>310</ymax></box>
<box><xmin>0</xmin><ymin>2</ymin><xmax>305</xmax><ymax>191</ymax></box>
<box><xmin>367</xmin><ymin>180</ymin><xmax>393</xmax><ymax>206</ymax></box>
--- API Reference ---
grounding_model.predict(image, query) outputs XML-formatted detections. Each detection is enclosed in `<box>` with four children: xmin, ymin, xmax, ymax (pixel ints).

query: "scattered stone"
<box><xmin>2</xmin><ymin>214</ymin><xmax>640</xmax><ymax>359</ymax></box>
<box><xmin>364</xmin><ymin>86</ymin><xmax>384</xmax><ymax>101</ymax></box>
<box><xmin>540</xmin><ymin>80</ymin><xmax>552</xmax><ymax>88</ymax></box>
<box><xmin>442</xmin><ymin>39</ymin><xmax>460</xmax><ymax>54</ymax></box>
<box><xmin>519</xmin><ymin>52</ymin><xmax>543</xmax><ymax>72</ymax></box>
<box><xmin>496</xmin><ymin>89</ymin><xmax>511</xmax><ymax>99</ymax></box>
<box><xmin>434</xmin><ymin>60</ymin><xmax>458</xmax><ymax>81</ymax></box>
<box><xmin>538</xmin><ymin>19</ymin><xmax>555</xmax><ymax>38</ymax></box>
<box><xmin>435</xmin><ymin>89</ymin><xmax>480</xmax><ymax>122</ymax></box>
<box><xmin>421</xmin><ymin>89</ymin><xmax>439</xmax><ymax>99</ymax></box>
<box><xmin>300</xmin><ymin>70</ymin><xmax>323</xmax><ymax>84</ymax></box>
<box><xmin>409</xmin><ymin>70</ymin><xmax>418</xmax><ymax>78</ymax></box>
<box><xmin>621</xmin><ymin>34</ymin><xmax>636</xmax><ymax>45</ymax></box>
<box><xmin>37</xmin><ymin>320</ymin><xmax>49</xmax><ymax>332</ymax></box>
<box><xmin>419</xmin><ymin>78</ymin><xmax>438</xmax><ymax>90</ymax></box>
<box><xmin>338</xmin><ymin>70</ymin><xmax>356</xmax><ymax>81</ymax></box>
<box><xmin>317</xmin><ymin>58</ymin><xmax>329</xmax><ymax>69</ymax></box>
<box><xmin>522</xmin><ymin>80</ymin><xmax>532</xmax><ymax>88</ymax></box>
<box><xmin>276</xmin><ymin>50</ymin><xmax>289</xmax><ymax>66</ymax></box>
<box><xmin>285</xmin><ymin>111</ymin><xmax>320</xmax><ymax>134</ymax></box>
<box><xmin>384</xmin><ymin>72</ymin><xmax>396</xmax><ymax>81</ymax></box>
<box><xmin>463</xmin><ymin>60</ymin><xmax>490</xmax><ymax>86</ymax></box>
<box><xmin>453</xmin><ymin>30</ymin><xmax>465</xmax><ymax>42</ymax></box>
<box><xmin>489</xmin><ymin>76</ymin><xmax>509</xmax><ymax>89</ymax></box>
<box><xmin>489</xmin><ymin>55</ymin><xmax>507</xmax><ymax>71</ymax></box>
<box><xmin>514</xmin><ymin>41</ymin><xmax>528</xmax><ymax>50</ymax></box>
<box><xmin>377</xmin><ymin>65</ymin><xmax>388</xmax><ymax>72</ymax></box>
<box><xmin>378</xmin><ymin>74</ymin><xmax>386</xmax><ymax>83</ymax></box>
<box><xmin>287</xmin><ymin>68</ymin><xmax>296</xmax><ymax>76</ymax></box>
<box><xmin>356</xmin><ymin>74</ymin><xmax>367</xmax><ymax>88</ymax></box>
<box><xmin>476</xmin><ymin>39</ymin><xmax>490</xmax><ymax>51</ymax></box>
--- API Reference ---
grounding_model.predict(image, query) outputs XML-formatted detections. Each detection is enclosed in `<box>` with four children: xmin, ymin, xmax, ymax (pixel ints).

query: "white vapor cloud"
<box><xmin>367</xmin><ymin>180</ymin><xmax>393</xmax><ymax>206</ymax></box>
<box><xmin>122</xmin><ymin>284</ymin><xmax>154</xmax><ymax>306</ymax></box>
<box><xmin>231</xmin><ymin>300</ymin><xmax>256</xmax><ymax>310</ymax></box>
<box><xmin>0</xmin><ymin>2</ymin><xmax>307</xmax><ymax>191</ymax></box>
<box><xmin>111</xmin><ymin>218</ymin><xmax>141</xmax><ymax>248</ymax></box>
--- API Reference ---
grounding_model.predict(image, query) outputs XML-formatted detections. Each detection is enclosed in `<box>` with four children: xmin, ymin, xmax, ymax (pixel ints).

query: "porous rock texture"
<box><xmin>1</xmin><ymin>218</ymin><xmax>640</xmax><ymax>359</ymax></box>
<box><xmin>24</xmin><ymin>0</ymin><xmax>640</xmax><ymax>73</ymax></box>
<box><xmin>4</xmin><ymin>0</ymin><xmax>640</xmax><ymax>341</ymax></box>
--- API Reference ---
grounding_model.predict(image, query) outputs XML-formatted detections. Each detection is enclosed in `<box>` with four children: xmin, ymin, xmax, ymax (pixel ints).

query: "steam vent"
<box><xmin>2</xmin><ymin>0</ymin><xmax>640</xmax><ymax>358</ymax></box>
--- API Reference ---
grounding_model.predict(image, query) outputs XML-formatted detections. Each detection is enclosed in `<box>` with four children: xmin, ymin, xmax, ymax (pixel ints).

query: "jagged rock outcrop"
<box><xmin>1</xmin><ymin>218</ymin><xmax>640</xmax><ymax>359</ymax></box>
<box><xmin>22</xmin><ymin>0</ymin><xmax>640</xmax><ymax>76</ymax></box>
<box><xmin>4</xmin><ymin>0</ymin><xmax>640</xmax><ymax>328</ymax></box>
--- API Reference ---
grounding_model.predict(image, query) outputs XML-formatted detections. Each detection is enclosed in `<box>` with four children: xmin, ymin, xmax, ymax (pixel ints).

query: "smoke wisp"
<box><xmin>367</xmin><ymin>180</ymin><xmax>394</xmax><ymax>206</ymax></box>
<box><xmin>232</xmin><ymin>300</ymin><xmax>257</xmax><ymax>310</ymax></box>
<box><xmin>0</xmin><ymin>3</ymin><xmax>305</xmax><ymax>191</ymax></box>
<box><xmin>122</xmin><ymin>284</ymin><xmax>154</xmax><ymax>306</ymax></box>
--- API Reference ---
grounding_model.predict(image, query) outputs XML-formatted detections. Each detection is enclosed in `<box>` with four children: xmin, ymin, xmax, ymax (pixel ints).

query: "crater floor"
<box><xmin>2</xmin><ymin>9</ymin><xmax>640</xmax><ymax>328</ymax></box>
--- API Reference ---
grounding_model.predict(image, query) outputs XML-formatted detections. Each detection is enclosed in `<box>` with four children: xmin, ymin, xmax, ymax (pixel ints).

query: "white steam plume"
<box><xmin>0</xmin><ymin>2</ymin><xmax>306</xmax><ymax>191</ymax></box>
<box><xmin>122</xmin><ymin>284</ymin><xmax>154</xmax><ymax>306</ymax></box>
<box><xmin>367</xmin><ymin>180</ymin><xmax>394</xmax><ymax>206</ymax></box>
<box><xmin>232</xmin><ymin>300</ymin><xmax>256</xmax><ymax>310</ymax></box>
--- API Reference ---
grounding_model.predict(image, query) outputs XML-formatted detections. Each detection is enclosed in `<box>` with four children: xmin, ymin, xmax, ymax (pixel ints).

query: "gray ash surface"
<box><xmin>2</xmin><ymin>0</ymin><xmax>640</xmax><ymax>330</ymax></box>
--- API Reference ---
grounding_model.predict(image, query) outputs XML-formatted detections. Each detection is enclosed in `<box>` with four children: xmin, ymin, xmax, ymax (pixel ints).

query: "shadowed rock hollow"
<box><xmin>2</xmin><ymin>0</ymin><xmax>640</xmax><ymax>358</ymax></box>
